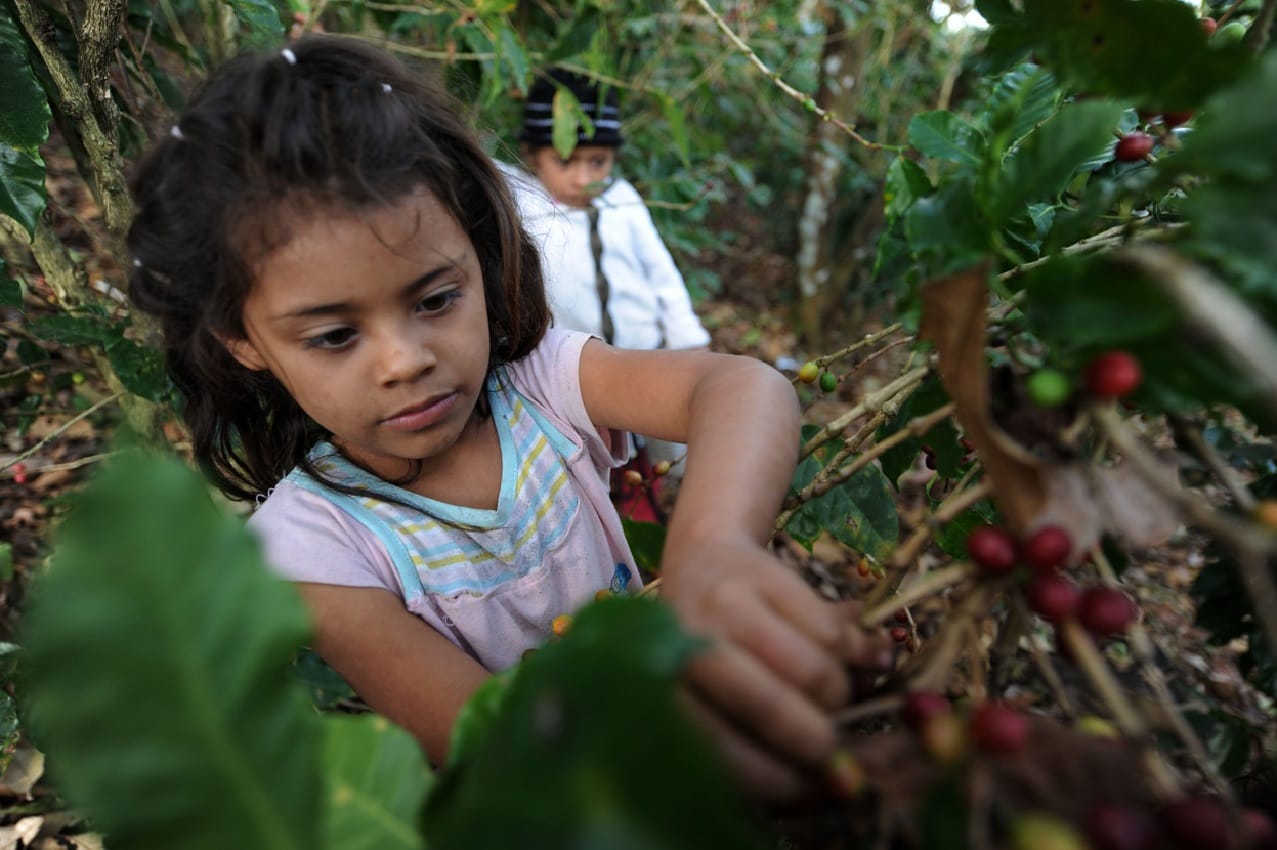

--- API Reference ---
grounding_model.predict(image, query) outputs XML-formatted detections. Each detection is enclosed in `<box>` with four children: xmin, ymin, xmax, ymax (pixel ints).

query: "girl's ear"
<box><xmin>219</xmin><ymin>335</ymin><xmax>270</xmax><ymax>372</ymax></box>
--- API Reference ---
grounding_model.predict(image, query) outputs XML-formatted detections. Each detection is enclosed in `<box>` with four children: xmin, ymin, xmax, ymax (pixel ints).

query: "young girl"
<box><xmin>127</xmin><ymin>35</ymin><xmax>888</xmax><ymax>801</ymax></box>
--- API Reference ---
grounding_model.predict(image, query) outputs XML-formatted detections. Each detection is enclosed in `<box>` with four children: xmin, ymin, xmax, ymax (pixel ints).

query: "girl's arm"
<box><xmin>578</xmin><ymin>340</ymin><xmax>890</xmax><ymax>800</ymax></box>
<box><xmin>295</xmin><ymin>582</ymin><xmax>490</xmax><ymax>765</ymax></box>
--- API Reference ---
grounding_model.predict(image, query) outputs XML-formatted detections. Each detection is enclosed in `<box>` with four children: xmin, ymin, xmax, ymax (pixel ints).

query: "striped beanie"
<box><xmin>520</xmin><ymin>69</ymin><xmax>624</xmax><ymax>148</ymax></box>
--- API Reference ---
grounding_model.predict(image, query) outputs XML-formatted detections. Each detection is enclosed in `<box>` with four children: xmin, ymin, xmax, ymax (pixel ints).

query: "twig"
<box><xmin>1116</xmin><ymin>245</ymin><xmax>1277</xmax><ymax>427</ymax></box>
<box><xmin>1169</xmin><ymin>415</ymin><xmax>1255</xmax><ymax>513</ymax></box>
<box><xmin>834</xmin><ymin>692</ymin><xmax>902</xmax><ymax>726</ymax></box>
<box><xmin>777</xmin><ymin>403</ymin><xmax>955</xmax><ymax>531</ymax></box>
<box><xmin>800</xmin><ymin>365</ymin><xmax>931</xmax><ymax>459</ymax></box>
<box><xmin>904</xmin><ymin>582</ymin><xmax>998</xmax><ymax>693</ymax></box>
<box><xmin>888</xmin><ymin>479</ymin><xmax>991</xmax><ymax>571</ymax></box>
<box><xmin>1216</xmin><ymin>0</ymin><xmax>1249</xmax><ymax>26</ymax></box>
<box><xmin>1092</xmin><ymin>406</ymin><xmax>1277</xmax><ymax>661</ymax></box>
<box><xmin>859</xmin><ymin>562</ymin><xmax>975</xmax><ymax>627</ymax></box>
<box><xmin>791</xmin><ymin>324</ymin><xmax>906</xmax><ymax>380</ymax></box>
<box><xmin>1244</xmin><ymin>0</ymin><xmax>1277</xmax><ymax>51</ymax></box>
<box><xmin>1059</xmin><ymin>620</ymin><xmax>1181</xmax><ymax>797</ymax></box>
<box><xmin>690</xmin><ymin>0</ymin><xmax>893</xmax><ymax>151</ymax></box>
<box><xmin>0</xmin><ymin>392</ymin><xmax>123</xmax><ymax>475</ymax></box>
<box><xmin>1090</xmin><ymin>549</ymin><xmax>1234</xmax><ymax>803</ymax></box>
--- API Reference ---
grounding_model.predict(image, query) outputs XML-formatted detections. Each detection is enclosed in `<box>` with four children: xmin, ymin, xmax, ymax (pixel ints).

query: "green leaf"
<box><xmin>496</xmin><ymin>26</ymin><xmax>529</xmax><ymax>91</ymax></box>
<box><xmin>985</xmin><ymin>64</ymin><xmax>1060</xmax><ymax>151</ymax></box>
<box><xmin>0</xmin><ymin>9</ymin><xmax>51</xmax><ymax>149</ymax></box>
<box><xmin>293</xmin><ymin>648</ymin><xmax>355</xmax><ymax>710</ymax></box>
<box><xmin>1173</xmin><ymin>50</ymin><xmax>1277</xmax><ymax>183</ymax></box>
<box><xmin>20</xmin><ymin>449</ymin><xmax>322</xmax><ymax>850</ymax></box>
<box><xmin>904</xmin><ymin>179</ymin><xmax>990</xmax><ymax>263</ymax></box>
<box><xmin>935</xmin><ymin>500</ymin><xmax>997</xmax><ymax>559</ymax></box>
<box><xmin>322</xmin><ymin>714</ymin><xmax>432</xmax><ymax>850</ymax></box>
<box><xmin>660</xmin><ymin>94</ymin><xmax>691</xmax><ymax>168</ymax></box>
<box><xmin>789</xmin><ymin>428</ymin><xmax>899</xmax><ymax>562</ymax></box>
<box><xmin>422</xmin><ymin>597</ymin><xmax>758</xmax><ymax>850</ymax></box>
<box><xmin>976</xmin><ymin>0</ymin><xmax>1018</xmax><ymax>27</ymax></box>
<box><xmin>225</xmin><ymin>0</ymin><xmax>284</xmax><ymax>46</ymax></box>
<box><xmin>621</xmin><ymin>518</ymin><xmax>666</xmax><ymax>575</ymax></box>
<box><xmin>1023</xmin><ymin>255</ymin><xmax>1180</xmax><ymax>354</ymax></box>
<box><xmin>884</xmin><ymin>156</ymin><xmax>932</xmax><ymax>220</ymax></box>
<box><xmin>552</xmin><ymin>87</ymin><xmax>584</xmax><ymax>160</ymax></box>
<box><xmin>28</xmin><ymin>312</ymin><xmax>119</xmax><ymax>346</ymax></box>
<box><xmin>446</xmin><ymin>672</ymin><xmax>513</xmax><ymax>768</ymax></box>
<box><xmin>993</xmin><ymin>100</ymin><xmax>1123</xmax><ymax>223</ymax></box>
<box><xmin>0</xmin><ymin>258</ymin><xmax>20</xmax><ymax>309</ymax></box>
<box><xmin>875</xmin><ymin>377</ymin><xmax>954</xmax><ymax>486</ymax></box>
<box><xmin>0</xmin><ymin>543</ymin><xmax>11</xmax><ymax>582</ymax></box>
<box><xmin>107</xmin><ymin>337</ymin><xmax>170</xmax><ymax>401</ymax></box>
<box><xmin>908</xmin><ymin>111</ymin><xmax>987</xmax><ymax>170</ymax></box>
<box><xmin>0</xmin><ymin>143</ymin><xmax>46</xmax><ymax>239</ymax></box>
<box><xmin>1182</xmin><ymin>181</ymin><xmax>1277</xmax><ymax>304</ymax></box>
<box><xmin>546</xmin><ymin>7</ymin><xmax>601</xmax><ymax>63</ymax></box>
<box><xmin>1022</xmin><ymin>0</ymin><xmax>1251</xmax><ymax>111</ymax></box>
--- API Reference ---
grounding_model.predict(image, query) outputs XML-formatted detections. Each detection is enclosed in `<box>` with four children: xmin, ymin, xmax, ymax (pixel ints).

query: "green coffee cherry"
<box><xmin>819</xmin><ymin>371</ymin><xmax>838</xmax><ymax>393</ymax></box>
<box><xmin>797</xmin><ymin>361</ymin><xmax>820</xmax><ymax>383</ymax></box>
<box><xmin>1027</xmin><ymin>368</ymin><xmax>1071</xmax><ymax>408</ymax></box>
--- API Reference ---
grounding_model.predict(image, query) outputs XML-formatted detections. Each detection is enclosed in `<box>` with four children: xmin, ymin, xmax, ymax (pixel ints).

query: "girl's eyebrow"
<box><xmin>276</xmin><ymin>263</ymin><xmax>458</xmax><ymax>320</ymax></box>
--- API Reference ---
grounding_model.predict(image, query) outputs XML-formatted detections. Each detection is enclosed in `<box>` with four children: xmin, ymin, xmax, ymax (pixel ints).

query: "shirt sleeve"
<box><xmin>616</xmin><ymin>180</ymin><xmax>711</xmax><ymax>350</ymax></box>
<box><xmin>247</xmin><ymin>480</ymin><xmax>400</xmax><ymax>592</ymax></box>
<box><xmin>508</xmin><ymin>329</ymin><xmax>630</xmax><ymax>470</ymax></box>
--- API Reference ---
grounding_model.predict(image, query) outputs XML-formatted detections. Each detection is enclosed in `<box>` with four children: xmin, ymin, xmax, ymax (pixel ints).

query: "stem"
<box><xmin>1093</xmin><ymin>406</ymin><xmax>1277</xmax><ymax>660</ymax></box>
<box><xmin>800</xmin><ymin>365</ymin><xmax>931</xmax><ymax>459</ymax></box>
<box><xmin>790</xmin><ymin>324</ymin><xmax>906</xmax><ymax>381</ymax></box>
<box><xmin>1</xmin><ymin>392</ymin><xmax>125</xmax><ymax>475</ymax></box>
<box><xmin>859</xmin><ymin>562</ymin><xmax>974</xmax><ymax>627</ymax></box>
<box><xmin>690</xmin><ymin>0</ymin><xmax>895</xmax><ymax>152</ymax></box>
<box><xmin>1245</xmin><ymin>0</ymin><xmax>1277</xmax><ymax>51</ymax></box>
<box><xmin>1169</xmin><ymin>415</ymin><xmax>1255</xmax><ymax>513</ymax></box>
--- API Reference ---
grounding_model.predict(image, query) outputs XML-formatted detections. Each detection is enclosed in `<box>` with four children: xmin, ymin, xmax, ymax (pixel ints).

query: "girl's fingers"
<box><xmin>674</xmin><ymin>573</ymin><xmax>850</xmax><ymax>710</ymax></box>
<box><xmin>683</xmin><ymin>636</ymin><xmax>838</xmax><ymax>769</ymax></box>
<box><xmin>677</xmin><ymin>690</ymin><xmax>813</xmax><ymax>803</ymax></box>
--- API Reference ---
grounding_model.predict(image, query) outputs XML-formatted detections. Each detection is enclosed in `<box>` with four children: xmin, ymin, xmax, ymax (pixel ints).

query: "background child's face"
<box><xmin>528</xmin><ymin>145</ymin><xmax>616</xmax><ymax>208</ymax></box>
<box><xmin>222</xmin><ymin>189</ymin><xmax>492</xmax><ymax>481</ymax></box>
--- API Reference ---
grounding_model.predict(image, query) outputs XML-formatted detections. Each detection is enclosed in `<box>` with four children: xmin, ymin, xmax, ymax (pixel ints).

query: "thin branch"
<box><xmin>1093</xmin><ymin>405</ymin><xmax>1277</xmax><ymax>664</ymax></box>
<box><xmin>800</xmin><ymin>365</ymin><xmax>931</xmax><ymax>459</ymax></box>
<box><xmin>1</xmin><ymin>392</ymin><xmax>124</xmax><ymax>475</ymax></box>
<box><xmin>1244</xmin><ymin>0</ymin><xmax>1277</xmax><ymax>51</ymax></box>
<box><xmin>690</xmin><ymin>0</ymin><xmax>895</xmax><ymax>151</ymax></box>
<box><xmin>859</xmin><ymin>562</ymin><xmax>975</xmax><ymax>627</ymax></box>
<box><xmin>1169</xmin><ymin>415</ymin><xmax>1255</xmax><ymax>514</ymax></box>
<box><xmin>789</xmin><ymin>323</ymin><xmax>907</xmax><ymax>383</ymax></box>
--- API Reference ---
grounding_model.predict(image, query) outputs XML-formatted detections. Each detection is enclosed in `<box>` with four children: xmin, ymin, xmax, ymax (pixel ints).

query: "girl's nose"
<box><xmin>376</xmin><ymin>328</ymin><xmax>436</xmax><ymax>384</ymax></box>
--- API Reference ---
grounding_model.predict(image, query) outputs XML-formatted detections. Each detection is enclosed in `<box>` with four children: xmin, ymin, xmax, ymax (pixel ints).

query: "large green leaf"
<box><xmin>1173</xmin><ymin>49</ymin><xmax>1277</xmax><ymax>183</ymax></box>
<box><xmin>20</xmin><ymin>450</ymin><xmax>322</xmax><ymax>850</ymax></box>
<box><xmin>422</xmin><ymin>597</ymin><xmax>761</xmax><ymax>850</ymax></box>
<box><xmin>225</xmin><ymin>0</ymin><xmax>284</xmax><ymax>46</ymax></box>
<box><xmin>904</xmin><ymin>179</ymin><xmax>990</xmax><ymax>266</ymax></box>
<box><xmin>788</xmin><ymin>427</ymin><xmax>900</xmax><ymax>562</ymax></box>
<box><xmin>0</xmin><ymin>258</ymin><xmax>20</xmax><ymax>309</ymax></box>
<box><xmin>992</xmin><ymin>100</ymin><xmax>1123</xmax><ymax>223</ymax></box>
<box><xmin>0</xmin><ymin>143</ymin><xmax>46</xmax><ymax>238</ymax></box>
<box><xmin>1182</xmin><ymin>182</ymin><xmax>1277</xmax><ymax>305</ymax></box>
<box><xmin>1022</xmin><ymin>0</ymin><xmax>1251</xmax><ymax>111</ymax></box>
<box><xmin>0</xmin><ymin>8</ymin><xmax>50</xmax><ymax>149</ymax></box>
<box><xmin>908</xmin><ymin>111</ymin><xmax>986</xmax><ymax>170</ymax></box>
<box><xmin>546</xmin><ymin>7</ymin><xmax>601</xmax><ymax>62</ymax></box>
<box><xmin>107</xmin><ymin>336</ymin><xmax>170</xmax><ymax>401</ymax></box>
<box><xmin>985</xmin><ymin>64</ymin><xmax>1060</xmax><ymax>152</ymax></box>
<box><xmin>322</xmin><ymin>714</ymin><xmax>432</xmax><ymax>850</ymax></box>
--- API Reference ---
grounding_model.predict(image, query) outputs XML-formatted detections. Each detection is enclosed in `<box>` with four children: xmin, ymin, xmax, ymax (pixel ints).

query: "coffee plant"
<box><xmin>4</xmin><ymin>0</ymin><xmax>1277</xmax><ymax>849</ymax></box>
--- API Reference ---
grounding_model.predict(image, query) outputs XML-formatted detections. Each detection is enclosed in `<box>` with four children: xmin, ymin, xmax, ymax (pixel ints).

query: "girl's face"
<box><xmin>225</xmin><ymin>189</ymin><xmax>491</xmax><ymax>482</ymax></box>
<box><xmin>527</xmin><ymin>145</ymin><xmax>615</xmax><ymax>208</ymax></box>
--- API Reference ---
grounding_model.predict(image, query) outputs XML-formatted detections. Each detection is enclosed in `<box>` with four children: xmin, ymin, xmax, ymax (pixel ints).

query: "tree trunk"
<box><xmin>794</xmin><ymin>4</ymin><xmax>869</xmax><ymax>347</ymax></box>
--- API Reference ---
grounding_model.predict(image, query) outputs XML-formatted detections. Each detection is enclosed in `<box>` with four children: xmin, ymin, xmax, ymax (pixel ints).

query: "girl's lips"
<box><xmin>381</xmin><ymin>392</ymin><xmax>458</xmax><ymax>432</ymax></box>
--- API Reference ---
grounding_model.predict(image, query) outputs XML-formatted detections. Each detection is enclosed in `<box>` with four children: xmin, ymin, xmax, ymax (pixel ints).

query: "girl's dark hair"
<box><xmin>128</xmin><ymin>35</ymin><xmax>550</xmax><ymax>503</ymax></box>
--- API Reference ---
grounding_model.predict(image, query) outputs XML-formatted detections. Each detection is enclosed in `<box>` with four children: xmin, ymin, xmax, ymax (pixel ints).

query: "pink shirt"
<box><xmin>248</xmin><ymin>330</ymin><xmax>636</xmax><ymax>670</ymax></box>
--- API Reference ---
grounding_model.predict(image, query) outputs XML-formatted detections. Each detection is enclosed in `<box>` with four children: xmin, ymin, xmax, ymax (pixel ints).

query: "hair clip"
<box><xmin>169</xmin><ymin>125</ymin><xmax>184</xmax><ymax>140</ymax></box>
<box><xmin>281</xmin><ymin>47</ymin><xmax>298</xmax><ymax>65</ymax></box>
<box><xmin>132</xmin><ymin>257</ymin><xmax>143</xmax><ymax>268</ymax></box>
<box><xmin>381</xmin><ymin>82</ymin><xmax>392</xmax><ymax>93</ymax></box>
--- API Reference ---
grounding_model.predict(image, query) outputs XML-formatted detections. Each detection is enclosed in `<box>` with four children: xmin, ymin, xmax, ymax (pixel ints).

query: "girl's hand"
<box><xmin>661</xmin><ymin>535</ymin><xmax>893</xmax><ymax>801</ymax></box>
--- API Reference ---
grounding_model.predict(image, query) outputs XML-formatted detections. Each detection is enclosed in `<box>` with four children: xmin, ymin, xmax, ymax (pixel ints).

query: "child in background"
<box><xmin>127</xmin><ymin>35</ymin><xmax>889</xmax><ymax>801</ymax></box>
<box><xmin>502</xmin><ymin>70</ymin><xmax>709</xmax><ymax>513</ymax></box>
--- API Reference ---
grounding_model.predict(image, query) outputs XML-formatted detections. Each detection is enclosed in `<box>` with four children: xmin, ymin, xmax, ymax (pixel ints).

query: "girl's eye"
<box><xmin>303</xmin><ymin>328</ymin><xmax>356</xmax><ymax>350</ymax></box>
<box><xmin>418</xmin><ymin>289</ymin><xmax>461</xmax><ymax>315</ymax></box>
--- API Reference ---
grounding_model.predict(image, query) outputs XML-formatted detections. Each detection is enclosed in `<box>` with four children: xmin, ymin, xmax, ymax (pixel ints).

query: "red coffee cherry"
<box><xmin>1078</xmin><ymin>586</ymin><xmax>1138</xmax><ymax>636</ymax></box>
<box><xmin>1085</xmin><ymin>350</ymin><xmax>1143</xmax><ymax>399</ymax></box>
<box><xmin>1025</xmin><ymin>574</ymin><xmax>1082</xmax><ymax>624</ymax></box>
<box><xmin>966</xmin><ymin>525</ymin><xmax>1018</xmax><ymax>574</ymax></box>
<box><xmin>1200</xmin><ymin>16</ymin><xmax>1218</xmax><ymax>36</ymax></box>
<box><xmin>969</xmin><ymin>701</ymin><xmax>1030</xmax><ymax>755</ymax></box>
<box><xmin>890</xmin><ymin>626</ymin><xmax>909</xmax><ymax>643</ymax></box>
<box><xmin>1114</xmin><ymin>132</ymin><xmax>1155</xmax><ymax>163</ymax></box>
<box><xmin>901</xmin><ymin>690</ymin><xmax>951</xmax><ymax>730</ymax></box>
<box><xmin>1086</xmin><ymin>803</ymin><xmax>1158</xmax><ymax>850</ymax></box>
<box><xmin>1162</xmin><ymin>110</ymin><xmax>1195</xmax><ymax>128</ymax></box>
<box><xmin>1023</xmin><ymin>524</ymin><xmax>1072</xmax><ymax>571</ymax></box>
<box><xmin>1244</xmin><ymin>809</ymin><xmax>1277</xmax><ymax>850</ymax></box>
<box><xmin>1159</xmin><ymin>796</ymin><xmax>1231</xmax><ymax>850</ymax></box>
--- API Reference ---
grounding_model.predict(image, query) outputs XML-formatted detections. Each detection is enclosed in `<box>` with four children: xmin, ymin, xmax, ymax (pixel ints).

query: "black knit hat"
<box><xmin>520</xmin><ymin>69</ymin><xmax>624</xmax><ymax>148</ymax></box>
